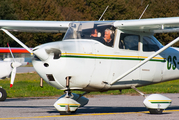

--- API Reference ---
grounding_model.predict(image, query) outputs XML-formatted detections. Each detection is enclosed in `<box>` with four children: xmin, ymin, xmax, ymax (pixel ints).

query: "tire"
<box><xmin>59</xmin><ymin>111</ymin><xmax>71</xmax><ymax>115</ymax></box>
<box><xmin>0</xmin><ymin>88</ymin><xmax>7</xmax><ymax>101</ymax></box>
<box><xmin>148</xmin><ymin>109</ymin><xmax>163</xmax><ymax>114</ymax></box>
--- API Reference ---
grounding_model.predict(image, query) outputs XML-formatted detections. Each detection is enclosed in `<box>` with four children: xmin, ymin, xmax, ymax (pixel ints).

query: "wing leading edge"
<box><xmin>1</xmin><ymin>17</ymin><xmax>179</xmax><ymax>33</ymax></box>
<box><xmin>0</xmin><ymin>20</ymin><xmax>71</xmax><ymax>33</ymax></box>
<box><xmin>113</xmin><ymin>17</ymin><xmax>179</xmax><ymax>33</ymax></box>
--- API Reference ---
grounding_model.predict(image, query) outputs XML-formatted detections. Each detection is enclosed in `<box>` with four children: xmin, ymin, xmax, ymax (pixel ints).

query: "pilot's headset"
<box><xmin>97</xmin><ymin>31</ymin><xmax>101</xmax><ymax>37</ymax></box>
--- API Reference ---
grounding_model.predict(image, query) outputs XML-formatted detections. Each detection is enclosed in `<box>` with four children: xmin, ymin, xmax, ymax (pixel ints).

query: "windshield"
<box><xmin>63</xmin><ymin>21</ymin><xmax>115</xmax><ymax>47</ymax></box>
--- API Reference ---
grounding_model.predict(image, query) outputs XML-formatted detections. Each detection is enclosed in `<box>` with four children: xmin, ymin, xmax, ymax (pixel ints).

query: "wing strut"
<box><xmin>1</xmin><ymin>28</ymin><xmax>33</xmax><ymax>54</ymax></box>
<box><xmin>109</xmin><ymin>36</ymin><xmax>179</xmax><ymax>85</ymax></box>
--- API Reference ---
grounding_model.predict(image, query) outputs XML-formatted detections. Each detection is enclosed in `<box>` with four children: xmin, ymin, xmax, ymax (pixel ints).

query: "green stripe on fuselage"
<box><xmin>61</xmin><ymin>55</ymin><xmax>166</xmax><ymax>62</ymax></box>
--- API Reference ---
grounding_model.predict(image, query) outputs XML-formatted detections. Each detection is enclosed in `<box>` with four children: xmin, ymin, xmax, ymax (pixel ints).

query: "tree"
<box><xmin>1</xmin><ymin>0</ymin><xmax>179</xmax><ymax>47</ymax></box>
<box><xmin>85</xmin><ymin>0</ymin><xmax>126</xmax><ymax>20</ymax></box>
<box><xmin>9</xmin><ymin>0</ymin><xmax>65</xmax><ymax>47</ymax></box>
<box><xmin>0</xmin><ymin>0</ymin><xmax>18</xmax><ymax>47</ymax></box>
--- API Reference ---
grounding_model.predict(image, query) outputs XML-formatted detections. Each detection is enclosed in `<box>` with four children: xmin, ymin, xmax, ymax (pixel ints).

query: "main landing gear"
<box><xmin>131</xmin><ymin>85</ymin><xmax>172</xmax><ymax>114</ymax></box>
<box><xmin>0</xmin><ymin>87</ymin><xmax>7</xmax><ymax>101</ymax></box>
<box><xmin>53</xmin><ymin>77</ymin><xmax>89</xmax><ymax>115</ymax></box>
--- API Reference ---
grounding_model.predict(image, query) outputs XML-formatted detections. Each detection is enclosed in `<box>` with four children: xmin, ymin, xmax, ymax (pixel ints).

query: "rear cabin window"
<box><xmin>143</xmin><ymin>36</ymin><xmax>159</xmax><ymax>52</ymax></box>
<box><xmin>119</xmin><ymin>33</ymin><xmax>139</xmax><ymax>51</ymax></box>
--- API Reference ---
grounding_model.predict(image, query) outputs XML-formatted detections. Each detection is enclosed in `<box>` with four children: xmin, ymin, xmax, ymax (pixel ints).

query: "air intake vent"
<box><xmin>45</xmin><ymin>48</ymin><xmax>61</xmax><ymax>59</ymax></box>
<box><xmin>46</xmin><ymin>74</ymin><xmax>55</xmax><ymax>81</ymax></box>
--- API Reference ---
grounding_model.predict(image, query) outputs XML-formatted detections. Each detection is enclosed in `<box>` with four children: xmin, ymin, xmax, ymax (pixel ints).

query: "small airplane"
<box><xmin>1</xmin><ymin>16</ymin><xmax>179</xmax><ymax>114</ymax></box>
<box><xmin>0</xmin><ymin>46</ymin><xmax>25</xmax><ymax>101</ymax></box>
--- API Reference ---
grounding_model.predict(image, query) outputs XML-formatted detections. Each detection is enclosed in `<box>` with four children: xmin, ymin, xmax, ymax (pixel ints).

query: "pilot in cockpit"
<box><xmin>102</xmin><ymin>28</ymin><xmax>114</xmax><ymax>47</ymax></box>
<box><xmin>90</xmin><ymin>29</ymin><xmax>98</xmax><ymax>37</ymax></box>
<box><xmin>89</xmin><ymin>27</ymin><xmax>114</xmax><ymax>47</ymax></box>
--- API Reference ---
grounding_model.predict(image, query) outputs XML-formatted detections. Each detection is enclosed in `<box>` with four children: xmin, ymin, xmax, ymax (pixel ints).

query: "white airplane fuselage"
<box><xmin>32</xmin><ymin>29</ymin><xmax>179</xmax><ymax>92</ymax></box>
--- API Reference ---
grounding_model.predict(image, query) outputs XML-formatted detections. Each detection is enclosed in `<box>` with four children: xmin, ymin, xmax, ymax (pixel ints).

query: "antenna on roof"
<box><xmin>98</xmin><ymin>6</ymin><xmax>109</xmax><ymax>21</ymax></box>
<box><xmin>139</xmin><ymin>4</ymin><xmax>149</xmax><ymax>19</ymax></box>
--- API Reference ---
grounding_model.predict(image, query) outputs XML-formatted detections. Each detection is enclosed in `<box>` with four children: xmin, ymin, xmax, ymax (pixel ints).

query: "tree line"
<box><xmin>0</xmin><ymin>0</ymin><xmax>179</xmax><ymax>47</ymax></box>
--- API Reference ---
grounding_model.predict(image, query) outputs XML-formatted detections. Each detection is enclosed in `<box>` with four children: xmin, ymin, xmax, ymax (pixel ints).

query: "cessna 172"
<box><xmin>1</xmin><ymin>17</ymin><xmax>179</xmax><ymax>114</ymax></box>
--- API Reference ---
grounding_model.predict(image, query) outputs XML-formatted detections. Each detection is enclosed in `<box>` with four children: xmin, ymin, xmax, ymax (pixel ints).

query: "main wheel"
<box><xmin>0</xmin><ymin>88</ymin><xmax>7</xmax><ymax>101</ymax></box>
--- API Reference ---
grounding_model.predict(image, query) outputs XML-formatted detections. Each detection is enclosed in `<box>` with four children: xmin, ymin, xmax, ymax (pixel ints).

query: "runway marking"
<box><xmin>1</xmin><ymin>109</ymin><xmax>179</xmax><ymax>120</ymax></box>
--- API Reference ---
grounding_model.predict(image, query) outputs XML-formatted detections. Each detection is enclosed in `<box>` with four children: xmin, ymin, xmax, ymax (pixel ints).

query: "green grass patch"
<box><xmin>0</xmin><ymin>73</ymin><xmax>64</xmax><ymax>98</ymax></box>
<box><xmin>92</xmin><ymin>80</ymin><xmax>179</xmax><ymax>95</ymax></box>
<box><xmin>1</xmin><ymin>72</ymin><xmax>179</xmax><ymax>98</ymax></box>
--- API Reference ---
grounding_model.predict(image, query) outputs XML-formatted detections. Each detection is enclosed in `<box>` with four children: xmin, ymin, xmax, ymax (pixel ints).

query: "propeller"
<box><xmin>7</xmin><ymin>43</ymin><xmax>22</xmax><ymax>87</ymax></box>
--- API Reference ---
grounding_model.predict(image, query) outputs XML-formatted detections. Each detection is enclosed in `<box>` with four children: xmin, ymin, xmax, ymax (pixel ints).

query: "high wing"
<box><xmin>0</xmin><ymin>20</ymin><xmax>71</xmax><ymax>33</ymax></box>
<box><xmin>113</xmin><ymin>17</ymin><xmax>179</xmax><ymax>33</ymax></box>
<box><xmin>1</xmin><ymin>17</ymin><xmax>179</xmax><ymax>33</ymax></box>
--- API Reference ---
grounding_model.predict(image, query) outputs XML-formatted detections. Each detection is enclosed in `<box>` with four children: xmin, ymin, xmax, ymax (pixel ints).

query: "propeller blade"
<box><xmin>7</xmin><ymin>43</ymin><xmax>22</xmax><ymax>87</ymax></box>
<box><xmin>10</xmin><ymin>67</ymin><xmax>16</xmax><ymax>88</ymax></box>
<box><xmin>10</xmin><ymin>62</ymin><xmax>22</xmax><ymax>87</ymax></box>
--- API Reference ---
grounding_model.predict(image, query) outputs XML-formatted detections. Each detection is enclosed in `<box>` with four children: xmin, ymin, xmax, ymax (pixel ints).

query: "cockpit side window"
<box><xmin>143</xmin><ymin>36</ymin><xmax>159</xmax><ymax>52</ymax></box>
<box><xmin>119</xmin><ymin>33</ymin><xmax>139</xmax><ymax>51</ymax></box>
<box><xmin>63</xmin><ymin>22</ymin><xmax>115</xmax><ymax>47</ymax></box>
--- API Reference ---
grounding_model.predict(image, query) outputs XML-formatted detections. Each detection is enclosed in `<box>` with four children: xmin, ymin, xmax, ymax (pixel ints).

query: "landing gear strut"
<box><xmin>0</xmin><ymin>87</ymin><xmax>7</xmax><ymax>101</ymax></box>
<box><xmin>53</xmin><ymin>77</ymin><xmax>89</xmax><ymax>115</ymax></box>
<box><xmin>64</xmin><ymin>76</ymin><xmax>72</xmax><ymax>98</ymax></box>
<box><xmin>131</xmin><ymin>85</ymin><xmax>171</xmax><ymax>114</ymax></box>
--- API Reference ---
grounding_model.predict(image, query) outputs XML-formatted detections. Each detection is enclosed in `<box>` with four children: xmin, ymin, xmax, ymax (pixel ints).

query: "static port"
<box><xmin>44</xmin><ymin>63</ymin><xmax>49</xmax><ymax>67</ymax></box>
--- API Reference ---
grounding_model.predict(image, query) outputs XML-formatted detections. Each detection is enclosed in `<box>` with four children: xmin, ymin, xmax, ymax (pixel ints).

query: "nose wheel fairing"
<box><xmin>54</xmin><ymin>77</ymin><xmax>89</xmax><ymax>114</ymax></box>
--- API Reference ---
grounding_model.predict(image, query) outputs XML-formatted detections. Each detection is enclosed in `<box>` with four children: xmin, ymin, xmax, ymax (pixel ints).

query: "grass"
<box><xmin>0</xmin><ymin>73</ymin><xmax>64</xmax><ymax>98</ymax></box>
<box><xmin>90</xmin><ymin>79</ymin><xmax>179</xmax><ymax>96</ymax></box>
<box><xmin>1</xmin><ymin>72</ymin><xmax>179</xmax><ymax>98</ymax></box>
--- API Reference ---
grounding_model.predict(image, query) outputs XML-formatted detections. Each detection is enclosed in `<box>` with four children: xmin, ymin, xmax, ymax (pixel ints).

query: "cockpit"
<box><xmin>63</xmin><ymin>22</ymin><xmax>115</xmax><ymax>47</ymax></box>
<box><xmin>62</xmin><ymin>21</ymin><xmax>162</xmax><ymax>51</ymax></box>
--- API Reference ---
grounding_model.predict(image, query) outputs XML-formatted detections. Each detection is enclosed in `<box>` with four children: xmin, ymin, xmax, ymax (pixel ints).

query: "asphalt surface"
<box><xmin>5</xmin><ymin>67</ymin><xmax>179</xmax><ymax>119</ymax></box>
<box><xmin>0</xmin><ymin>94</ymin><xmax>179</xmax><ymax>120</ymax></box>
<box><xmin>17</xmin><ymin>67</ymin><xmax>35</xmax><ymax>73</ymax></box>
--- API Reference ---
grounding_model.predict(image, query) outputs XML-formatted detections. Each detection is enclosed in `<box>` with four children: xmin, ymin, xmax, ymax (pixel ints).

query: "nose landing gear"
<box><xmin>53</xmin><ymin>76</ymin><xmax>89</xmax><ymax>115</ymax></box>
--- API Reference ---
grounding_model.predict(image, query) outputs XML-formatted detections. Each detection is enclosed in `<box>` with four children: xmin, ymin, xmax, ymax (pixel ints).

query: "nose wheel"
<box><xmin>53</xmin><ymin>77</ymin><xmax>89</xmax><ymax>115</ymax></box>
<box><xmin>54</xmin><ymin>76</ymin><xmax>79</xmax><ymax>115</ymax></box>
<box><xmin>0</xmin><ymin>88</ymin><xmax>7</xmax><ymax>101</ymax></box>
